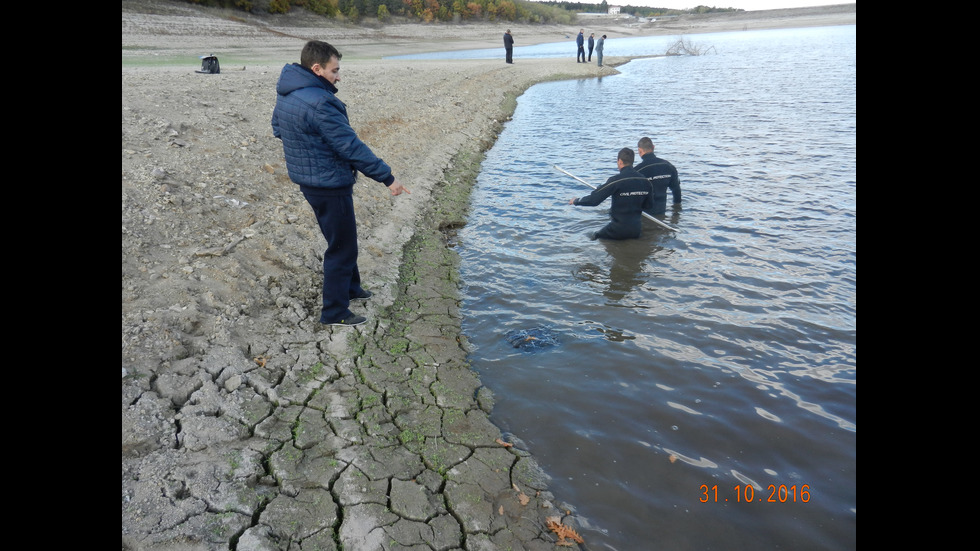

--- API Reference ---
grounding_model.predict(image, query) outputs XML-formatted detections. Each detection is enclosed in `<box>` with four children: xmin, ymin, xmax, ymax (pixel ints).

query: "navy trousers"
<box><xmin>596</xmin><ymin>220</ymin><xmax>642</xmax><ymax>240</ymax></box>
<box><xmin>300</xmin><ymin>185</ymin><xmax>366</xmax><ymax>324</ymax></box>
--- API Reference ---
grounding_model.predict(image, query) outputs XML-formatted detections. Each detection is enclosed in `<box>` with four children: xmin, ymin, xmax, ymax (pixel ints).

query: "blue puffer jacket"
<box><xmin>271</xmin><ymin>63</ymin><xmax>394</xmax><ymax>190</ymax></box>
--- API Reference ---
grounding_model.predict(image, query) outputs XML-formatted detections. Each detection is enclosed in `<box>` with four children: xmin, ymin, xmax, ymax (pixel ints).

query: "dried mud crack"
<box><xmin>122</xmin><ymin>142</ymin><xmax>579</xmax><ymax>551</ymax></box>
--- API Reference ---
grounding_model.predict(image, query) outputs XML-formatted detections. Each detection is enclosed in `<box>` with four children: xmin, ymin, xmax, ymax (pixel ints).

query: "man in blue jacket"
<box><xmin>569</xmin><ymin>148</ymin><xmax>653</xmax><ymax>240</ymax></box>
<box><xmin>272</xmin><ymin>40</ymin><xmax>410</xmax><ymax>327</ymax></box>
<box><xmin>635</xmin><ymin>136</ymin><xmax>682</xmax><ymax>216</ymax></box>
<box><xmin>576</xmin><ymin>29</ymin><xmax>586</xmax><ymax>62</ymax></box>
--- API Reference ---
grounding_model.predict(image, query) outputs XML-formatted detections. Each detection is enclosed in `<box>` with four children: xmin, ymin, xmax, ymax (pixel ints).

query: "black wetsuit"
<box><xmin>635</xmin><ymin>152</ymin><xmax>682</xmax><ymax>216</ymax></box>
<box><xmin>572</xmin><ymin>166</ymin><xmax>653</xmax><ymax>240</ymax></box>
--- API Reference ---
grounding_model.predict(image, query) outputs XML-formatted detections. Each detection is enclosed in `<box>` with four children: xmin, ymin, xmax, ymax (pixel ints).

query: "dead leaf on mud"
<box><xmin>496</xmin><ymin>438</ymin><xmax>513</xmax><ymax>447</ymax></box>
<box><xmin>546</xmin><ymin>516</ymin><xmax>585</xmax><ymax>545</ymax></box>
<box><xmin>513</xmin><ymin>483</ymin><xmax>530</xmax><ymax>505</ymax></box>
<box><xmin>254</xmin><ymin>356</ymin><xmax>267</xmax><ymax>367</ymax></box>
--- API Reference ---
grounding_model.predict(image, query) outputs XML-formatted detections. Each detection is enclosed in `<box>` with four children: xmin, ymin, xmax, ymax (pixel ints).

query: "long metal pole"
<box><xmin>554</xmin><ymin>165</ymin><xmax>680</xmax><ymax>233</ymax></box>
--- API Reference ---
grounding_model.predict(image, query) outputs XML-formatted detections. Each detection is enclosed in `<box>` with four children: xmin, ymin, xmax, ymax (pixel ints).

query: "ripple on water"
<box><xmin>460</xmin><ymin>25</ymin><xmax>855</xmax><ymax>551</ymax></box>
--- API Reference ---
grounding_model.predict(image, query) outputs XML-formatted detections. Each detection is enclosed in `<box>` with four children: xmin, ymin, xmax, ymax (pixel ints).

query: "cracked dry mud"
<box><xmin>121</xmin><ymin>6</ymin><xmax>602</xmax><ymax>550</ymax></box>
<box><xmin>121</xmin><ymin>59</ymin><xmax>590</xmax><ymax>547</ymax></box>
<box><xmin>122</xmin><ymin>177</ymin><xmax>571</xmax><ymax>551</ymax></box>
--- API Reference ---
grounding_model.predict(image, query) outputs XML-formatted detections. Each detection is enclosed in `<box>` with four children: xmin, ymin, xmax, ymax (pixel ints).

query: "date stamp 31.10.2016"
<box><xmin>699</xmin><ymin>484</ymin><xmax>811</xmax><ymax>503</ymax></box>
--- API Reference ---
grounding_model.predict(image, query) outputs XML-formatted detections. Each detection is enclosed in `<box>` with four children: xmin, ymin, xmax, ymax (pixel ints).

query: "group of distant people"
<box><xmin>270</xmin><ymin>39</ymin><xmax>682</xmax><ymax>328</ymax></box>
<box><xmin>502</xmin><ymin>28</ymin><xmax>606</xmax><ymax>67</ymax></box>
<box><xmin>576</xmin><ymin>29</ymin><xmax>605</xmax><ymax>66</ymax></box>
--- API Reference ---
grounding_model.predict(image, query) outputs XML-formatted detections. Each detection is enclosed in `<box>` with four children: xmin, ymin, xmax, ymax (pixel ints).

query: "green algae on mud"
<box><xmin>367</xmin><ymin>136</ymin><xmax>496</xmax><ymax>365</ymax></box>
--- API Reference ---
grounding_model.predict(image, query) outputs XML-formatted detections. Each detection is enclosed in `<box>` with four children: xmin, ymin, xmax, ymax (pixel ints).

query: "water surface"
<box><xmin>457</xmin><ymin>26</ymin><xmax>856</xmax><ymax>550</ymax></box>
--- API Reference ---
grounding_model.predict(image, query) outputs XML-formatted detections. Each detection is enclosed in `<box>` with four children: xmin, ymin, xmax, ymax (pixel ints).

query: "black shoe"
<box><xmin>350</xmin><ymin>289</ymin><xmax>373</xmax><ymax>300</ymax></box>
<box><xmin>325</xmin><ymin>314</ymin><xmax>367</xmax><ymax>327</ymax></box>
<box><xmin>588</xmin><ymin>231</ymin><xmax>598</xmax><ymax>241</ymax></box>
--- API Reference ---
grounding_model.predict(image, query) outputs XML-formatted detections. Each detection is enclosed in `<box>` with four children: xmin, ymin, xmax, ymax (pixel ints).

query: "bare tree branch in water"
<box><xmin>666</xmin><ymin>36</ymin><xmax>717</xmax><ymax>55</ymax></box>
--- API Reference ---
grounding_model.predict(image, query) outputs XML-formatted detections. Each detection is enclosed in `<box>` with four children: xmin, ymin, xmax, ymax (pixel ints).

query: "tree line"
<box><xmin>178</xmin><ymin>0</ymin><xmax>741</xmax><ymax>23</ymax></box>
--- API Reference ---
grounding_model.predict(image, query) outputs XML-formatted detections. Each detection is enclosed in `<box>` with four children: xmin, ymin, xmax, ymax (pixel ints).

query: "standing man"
<box><xmin>588</xmin><ymin>33</ymin><xmax>596</xmax><ymax>62</ymax></box>
<box><xmin>504</xmin><ymin>29</ymin><xmax>514</xmax><ymax>64</ymax></box>
<box><xmin>271</xmin><ymin>40</ymin><xmax>410</xmax><ymax>327</ymax></box>
<box><xmin>635</xmin><ymin>136</ymin><xmax>682</xmax><ymax>216</ymax></box>
<box><xmin>569</xmin><ymin>148</ymin><xmax>653</xmax><ymax>240</ymax></box>
<box><xmin>576</xmin><ymin>29</ymin><xmax>586</xmax><ymax>63</ymax></box>
<box><xmin>596</xmin><ymin>34</ymin><xmax>606</xmax><ymax>67</ymax></box>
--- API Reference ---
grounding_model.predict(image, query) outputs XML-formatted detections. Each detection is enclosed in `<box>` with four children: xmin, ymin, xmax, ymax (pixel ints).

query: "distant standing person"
<box><xmin>588</xmin><ymin>33</ymin><xmax>595</xmax><ymax>62</ymax></box>
<box><xmin>271</xmin><ymin>40</ymin><xmax>411</xmax><ymax>327</ymax></box>
<box><xmin>576</xmin><ymin>29</ymin><xmax>586</xmax><ymax>62</ymax></box>
<box><xmin>635</xmin><ymin>136</ymin><xmax>682</xmax><ymax>216</ymax></box>
<box><xmin>596</xmin><ymin>34</ymin><xmax>606</xmax><ymax>67</ymax></box>
<box><xmin>504</xmin><ymin>29</ymin><xmax>514</xmax><ymax>64</ymax></box>
<box><xmin>569</xmin><ymin>148</ymin><xmax>653</xmax><ymax>240</ymax></box>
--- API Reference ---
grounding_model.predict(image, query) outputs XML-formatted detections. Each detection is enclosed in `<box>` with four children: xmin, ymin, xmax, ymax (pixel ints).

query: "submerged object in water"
<box><xmin>505</xmin><ymin>326</ymin><xmax>561</xmax><ymax>351</ymax></box>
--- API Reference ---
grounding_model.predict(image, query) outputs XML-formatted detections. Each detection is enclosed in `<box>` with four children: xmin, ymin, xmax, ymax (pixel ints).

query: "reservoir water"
<box><xmin>414</xmin><ymin>25</ymin><xmax>855</xmax><ymax>550</ymax></box>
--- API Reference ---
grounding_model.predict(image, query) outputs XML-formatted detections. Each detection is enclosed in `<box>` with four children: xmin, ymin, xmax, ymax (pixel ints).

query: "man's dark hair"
<box><xmin>637</xmin><ymin>137</ymin><xmax>654</xmax><ymax>152</ymax></box>
<box><xmin>301</xmin><ymin>40</ymin><xmax>342</xmax><ymax>69</ymax></box>
<box><xmin>618</xmin><ymin>147</ymin><xmax>635</xmax><ymax>166</ymax></box>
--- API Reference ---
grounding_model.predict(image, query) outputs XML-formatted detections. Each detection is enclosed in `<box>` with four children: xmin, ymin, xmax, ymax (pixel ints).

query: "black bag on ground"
<box><xmin>197</xmin><ymin>55</ymin><xmax>220</xmax><ymax>74</ymax></box>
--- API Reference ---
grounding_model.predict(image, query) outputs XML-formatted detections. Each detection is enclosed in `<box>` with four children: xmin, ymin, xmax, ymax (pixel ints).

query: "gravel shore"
<box><xmin>122</xmin><ymin>3</ymin><xmax>855</xmax><ymax>550</ymax></box>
